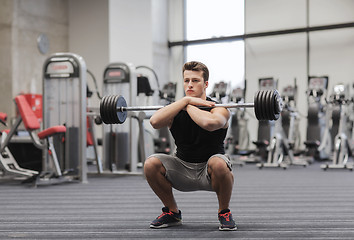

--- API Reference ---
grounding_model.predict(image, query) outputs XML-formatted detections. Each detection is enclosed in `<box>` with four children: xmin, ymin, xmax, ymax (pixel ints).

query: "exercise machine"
<box><xmin>251</xmin><ymin>78</ymin><xmax>277</xmax><ymax>163</ymax></box>
<box><xmin>154</xmin><ymin>82</ymin><xmax>177</xmax><ymax>155</ymax></box>
<box><xmin>321</xmin><ymin>84</ymin><xmax>353</xmax><ymax>170</ymax></box>
<box><xmin>257</xmin><ymin>82</ymin><xmax>308</xmax><ymax>169</ymax></box>
<box><xmin>101</xmin><ymin>62</ymin><xmax>138</xmax><ymax>173</ymax></box>
<box><xmin>0</xmin><ymin>111</ymin><xmax>37</xmax><ymax>179</ymax></box>
<box><xmin>303</xmin><ymin>76</ymin><xmax>330</xmax><ymax>161</ymax></box>
<box><xmin>42</xmin><ymin>53</ymin><xmax>88</xmax><ymax>183</ymax></box>
<box><xmin>281</xmin><ymin>85</ymin><xmax>302</xmax><ymax>154</ymax></box>
<box><xmin>225</xmin><ymin>86</ymin><xmax>253</xmax><ymax>165</ymax></box>
<box><xmin>1</xmin><ymin>96</ymin><xmax>68</xmax><ymax>183</ymax></box>
<box><xmin>226</xmin><ymin>87</ymin><xmax>250</xmax><ymax>153</ymax></box>
<box><xmin>210</xmin><ymin>81</ymin><xmax>228</xmax><ymax>103</ymax></box>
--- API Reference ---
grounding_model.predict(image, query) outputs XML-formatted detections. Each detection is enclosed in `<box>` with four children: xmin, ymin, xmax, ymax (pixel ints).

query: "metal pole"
<box><xmin>119</xmin><ymin>102</ymin><xmax>255</xmax><ymax>112</ymax></box>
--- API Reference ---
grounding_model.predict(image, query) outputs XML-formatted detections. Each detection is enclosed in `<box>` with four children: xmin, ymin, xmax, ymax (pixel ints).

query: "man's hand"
<box><xmin>186</xmin><ymin>103</ymin><xmax>230</xmax><ymax>132</ymax></box>
<box><xmin>183</xmin><ymin>96</ymin><xmax>215</xmax><ymax>110</ymax></box>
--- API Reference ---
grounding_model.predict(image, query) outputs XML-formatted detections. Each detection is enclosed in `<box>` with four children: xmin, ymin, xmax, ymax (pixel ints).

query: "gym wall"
<box><xmin>0</xmin><ymin>0</ymin><xmax>68</xmax><ymax>120</ymax></box>
<box><xmin>69</xmin><ymin>0</ymin><xmax>170</xmax><ymax>109</ymax></box>
<box><xmin>245</xmin><ymin>0</ymin><xmax>354</xmax><ymax>148</ymax></box>
<box><xmin>0</xmin><ymin>0</ymin><xmax>171</xmax><ymax>128</ymax></box>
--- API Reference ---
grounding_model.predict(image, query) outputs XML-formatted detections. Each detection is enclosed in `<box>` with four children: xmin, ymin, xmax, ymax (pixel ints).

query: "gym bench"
<box><xmin>0</xmin><ymin>95</ymin><xmax>66</xmax><ymax>182</ymax></box>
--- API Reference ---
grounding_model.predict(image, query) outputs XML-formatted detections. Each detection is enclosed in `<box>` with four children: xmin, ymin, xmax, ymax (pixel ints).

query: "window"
<box><xmin>185</xmin><ymin>0</ymin><xmax>245</xmax><ymax>96</ymax></box>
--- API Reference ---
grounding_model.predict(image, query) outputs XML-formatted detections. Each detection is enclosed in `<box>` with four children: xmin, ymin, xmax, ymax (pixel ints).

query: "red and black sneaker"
<box><xmin>150</xmin><ymin>207</ymin><xmax>182</xmax><ymax>229</ymax></box>
<box><xmin>218</xmin><ymin>209</ymin><xmax>237</xmax><ymax>231</ymax></box>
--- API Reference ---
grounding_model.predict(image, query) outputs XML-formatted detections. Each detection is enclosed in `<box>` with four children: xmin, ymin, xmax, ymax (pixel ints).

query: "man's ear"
<box><xmin>204</xmin><ymin>80</ymin><xmax>209</xmax><ymax>89</ymax></box>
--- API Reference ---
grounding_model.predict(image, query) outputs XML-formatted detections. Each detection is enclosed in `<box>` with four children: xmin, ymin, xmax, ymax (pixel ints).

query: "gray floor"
<box><xmin>0</xmin><ymin>161</ymin><xmax>354</xmax><ymax>239</ymax></box>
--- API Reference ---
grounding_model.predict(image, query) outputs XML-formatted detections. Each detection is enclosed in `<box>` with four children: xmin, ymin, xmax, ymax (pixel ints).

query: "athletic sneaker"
<box><xmin>150</xmin><ymin>207</ymin><xmax>182</xmax><ymax>229</ymax></box>
<box><xmin>218</xmin><ymin>209</ymin><xmax>237</xmax><ymax>231</ymax></box>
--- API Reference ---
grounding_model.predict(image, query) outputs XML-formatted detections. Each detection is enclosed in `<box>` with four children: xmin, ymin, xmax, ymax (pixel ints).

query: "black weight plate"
<box><xmin>261</xmin><ymin>90</ymin><xmax>269</xmax><ymax>120</ymax></box>
<box><xmin>100</xmin><ymin>95</ymin><xmax>109</xmax><ymax>124</ymax></box>
<box><xmin>257</xmin><ymin>90</ymin><xmax>264</xmax><ymax>120</ymax></box>
<box><xmin>109</xmin><ymin>95</ymin><xmax>118</xmax><ymax>124</ymax></box>
<box><xmin>111</xmin><ymin>95</ymin><xmax>118</xmax><ymax>124</ymax></box>
<box><xmin>254</xmin><ymin>91</ymin><xmax>261</xmax><ymax>120</ymax></box>
<box><xmin>268</xmin><ymin>90</ymin><xmax>275</xmax><ymax>120</ymax></box>
<box><xmin>262</xmin><ymin>90</ymin><xmax>269</xmax><ymax>120</ymax></box>
<box><xmin>257</xmin><ymin>90</ymin><xmax>265</xmax><ymax>120</ymax></box>
<box><xmin>266</xmin><ymin>90</ymin><xmax>274</xmax><ymax>120</ymax></box>
<box><xmin>116</xmin><ymin>95</ymin><xmax>127</xmax><ymax>124</ymax></box>
<box><xmin>273</xmin><ymin>90</ymin><xmax>280</xmax><ymax>120</ymax></box>
<box><xmin>273</xmin><ymin>90</ymin><xmax>282</xmax><ymax>120</ymax></box>
<box><xmin>114</xmin><ymin>95</ymin><xmax>121</xmax><ymax>124</ymax></box>
<box><xmin>99</xmin><ymin>96</ymin><xmax>105</xmax><ymax>123</ymax></box>
<box><xmin>105</xmin><ymin>95</ymin><xmax>115</xmax><ymax>124</ymax></box>
<box><xmin>260</xmin><ymin>91</ymin><xmax>267</xmax><ymax>120</ymax></box>
<box><xmin>103</xmin><ymin>95</ymin><xmax>112</xmax><ymax>124</ymax></box>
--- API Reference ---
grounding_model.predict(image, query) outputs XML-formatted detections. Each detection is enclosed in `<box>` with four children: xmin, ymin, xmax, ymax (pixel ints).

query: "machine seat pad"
<box><xmin>38</xmin><ymin>126</ymin><xmax>66</xmax><ymax>139</ymax></box>
<box><xmin>0</xmin><ymin>112</ymin><xmax>7</xmax><ymax>122</ymax></box>
<box><xmin>304</xmin><ymin>141</ymin><xmax>320</xmax><ymax>147</ymax></box>
<box><xmin>14</xmin><ymin>95</ymin><xmax>40</xmax><ymax>130</ymax></box>
<box><xmin>252</xmin><ymin>140</ymin><xmax>269</xmax><ymax>147</ymax></box>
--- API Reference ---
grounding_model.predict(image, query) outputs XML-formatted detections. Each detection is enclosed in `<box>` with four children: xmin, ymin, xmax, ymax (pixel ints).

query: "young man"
<box><xmin>144</xmin><ymin>61</ymin><xmax>236</xmax><ymax>231</ymax></box>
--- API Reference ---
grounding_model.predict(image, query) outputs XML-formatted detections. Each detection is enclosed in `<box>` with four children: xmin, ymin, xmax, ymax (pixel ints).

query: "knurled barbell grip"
<box><xmin>118</xmin><ymin>102</ymin><xmax>255</xmax><ymax>112</ymax></box>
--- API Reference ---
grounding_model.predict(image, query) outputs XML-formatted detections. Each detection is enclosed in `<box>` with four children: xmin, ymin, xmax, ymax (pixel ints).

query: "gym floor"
<box><xmin>0</xmin><ymin>161</ymin><xmax>353</xmax><ymax>239</ymax></box>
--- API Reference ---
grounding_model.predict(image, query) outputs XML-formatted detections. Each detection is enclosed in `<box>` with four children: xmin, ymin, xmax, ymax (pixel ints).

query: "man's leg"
<box><xmin>207</xmin><ymin>157</ymin><xmax>234</xmax><ymax>212</ymax></box>
<box><xmin>144</xmin><ymin>156</ymin><xmax>178</xmax><ymax>213</ymax></box>
<box><xmin>208</xmin><ymin>156</ymin><xmax>237</xmax><ymax>230</ymax></box>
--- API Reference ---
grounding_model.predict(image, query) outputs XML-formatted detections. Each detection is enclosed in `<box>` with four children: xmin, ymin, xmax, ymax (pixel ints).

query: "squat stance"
<box><xmin>144</xmin><ymin>61</ymin><xmax>236</xmax><ymax>231</ymax></box>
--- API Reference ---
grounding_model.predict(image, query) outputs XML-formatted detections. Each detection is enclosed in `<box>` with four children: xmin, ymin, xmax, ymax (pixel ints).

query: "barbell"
<box><xmin>99</xmin><ymin>89</ymin><xmax>283</xmax><ymax>124</ymax></box>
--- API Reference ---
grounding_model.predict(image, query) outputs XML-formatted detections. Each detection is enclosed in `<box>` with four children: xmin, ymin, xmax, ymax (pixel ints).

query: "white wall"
<box><xmin>168</xmin><ymin>0</ymin><xmax>184</xmax><ymax>100</ymax></box>
<box><xmin>69</xmin><ymin>0</ymin><xmax>170</xmax><ymax>103</ymax></box>
<box><xmin>309</xmin><ymin>0</ymin><xmax>354</xmax><ymax>92</ymax></box>
<box><xmin>69</xmin><ymin>0</ymin><xmax>109</xmax><ymax>97</ymax></box>
<box><xmin>109</xmin><ymin>0</ymin><xmax>152</xmax><ymax>66</ymax></box>
<box><xmin>246</xmin><ymin>0</ymin><xmax>306</xmax><ymax>33</ymax></box>
<box><xmin>245</xmin><ymin>0</ymin><xmax>354</xmax><ymax>148</ymax></box>
<box><xmin>0</xmin><ymin>0</ymin><xmax>68</xmax><ymax>124</ymax></box>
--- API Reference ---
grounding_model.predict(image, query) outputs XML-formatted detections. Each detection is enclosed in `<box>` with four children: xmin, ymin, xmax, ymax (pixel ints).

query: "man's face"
<box><xmin>183</xmin><ymin>70</ymin><xmax>208</xmax><ymax>98</ymax></box>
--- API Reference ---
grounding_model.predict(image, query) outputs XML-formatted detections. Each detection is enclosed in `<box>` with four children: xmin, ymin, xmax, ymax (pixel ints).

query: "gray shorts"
<box><xmin>147</xmin><ymin>153</ymin><xmax>232</xmax><ymax>192</ymax></box>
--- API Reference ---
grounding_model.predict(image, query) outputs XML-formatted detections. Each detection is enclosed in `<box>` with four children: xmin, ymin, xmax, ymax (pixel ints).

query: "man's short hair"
<box><xmin>183</xmin><ymin>61</ymin><xmax>209</xmax><ymax>82</ymax></box>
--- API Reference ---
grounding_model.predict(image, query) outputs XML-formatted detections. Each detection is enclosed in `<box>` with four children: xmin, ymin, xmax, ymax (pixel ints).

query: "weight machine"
<box><xmin>257</xmin><ymin>82</ymin><xmax>308</xmax><ymax>169</ymax></box>
<box><xmin>224</xmin><ymin>85</ymin><xmax>254</xmax><ymax>165</ymax></box>
<box><xmin>226</xmin><ymin>87</ymin><xmax>250</xmax><ymax>153</ymax></box>
<box><xmin>101</xmin><ymin>63</ymin><xmax>138</xmax><ymax>173</ymax></box>
<box><xmin>281</xmin><ymin>85</ymin><xmax>302</xmax><ymax>154</ymax></box>
<box><xmin>41</xmin><ymin>53</ymin><xmax>88</xmax><ymax>184</ymax></box>
<box><xmin>154</xmin><ymin>82</ymin><xmax>177</xmax><ymax>155</ymax></box>
<box><xmin>251</xmin><ymin>78</ymin><xmax>277</xmax><ymax>163</ymax></box>
<box><xmin>321</xmin><ymin>84</ymin><xmax>354</xmax><ymax>170</ymax></box>
<box><xmin>303</xmin><ymin>76</ymin><xmax>330</xmax><ymax>161</ymax></box>
<box><xmin>210</xmin><ymin>81</ymin><xmax>228</xmax><ymax>103</ymax></box>
<box><xmin>95</xmin><ymin>63</ymin><xmax>164</xmax><ymax>175</ymax></box>
<box><xmin>0</xmin><ymin>111</ymin><xmax>39</xmax><ymax>179</ymax></box>
<box><xmin>1</xmin><ymin>96</ymin><xmax>69</xmax><ymax>183</ymax></box>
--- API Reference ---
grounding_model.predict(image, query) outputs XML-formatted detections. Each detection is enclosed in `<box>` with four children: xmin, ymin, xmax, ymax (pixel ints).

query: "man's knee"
<box><xmin>144</xmin><ymin>157</ymin><xmax>165</xmax><ymax>175</ymax></box>
<box><xmin>209</xmin><ymin>157</ymin><xmax>229</xmax><ymax>172</ymax></box>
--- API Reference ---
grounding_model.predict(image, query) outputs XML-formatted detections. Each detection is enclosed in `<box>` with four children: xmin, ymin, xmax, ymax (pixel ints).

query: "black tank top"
<box><xmin>170</xmin><ymin>98</ymin><xmax>227</xmax><ymax>163</ymax></box>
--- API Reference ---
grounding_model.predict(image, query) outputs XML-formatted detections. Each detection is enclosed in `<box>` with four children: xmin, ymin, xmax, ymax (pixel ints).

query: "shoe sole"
<box><xmin>150</xmin><ymin>221</ymin><xmax>182</xmax><ymax>229</ymax></box>
<box><xmin>219</xmin><ymin>226</ymin><xmax>237</xmax><ymax>231</ymax></box>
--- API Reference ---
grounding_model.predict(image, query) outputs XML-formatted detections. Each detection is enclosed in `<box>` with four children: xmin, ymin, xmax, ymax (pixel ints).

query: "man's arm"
<box><xmin>186</xmin><ymin>105</ymin><xmax>230</xmax><ymax>132</ymax></box>
<box><xmin>149</xmin><ymin>97</ymin><xmax>215</xmax><ymax>129</ymax></box>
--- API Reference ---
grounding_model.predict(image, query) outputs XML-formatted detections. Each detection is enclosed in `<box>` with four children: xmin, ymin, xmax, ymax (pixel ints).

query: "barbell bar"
<box><xmin>99</xmin><ymin>89</ymin><xmax>283</xmax><ymax>124</ymax></box>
